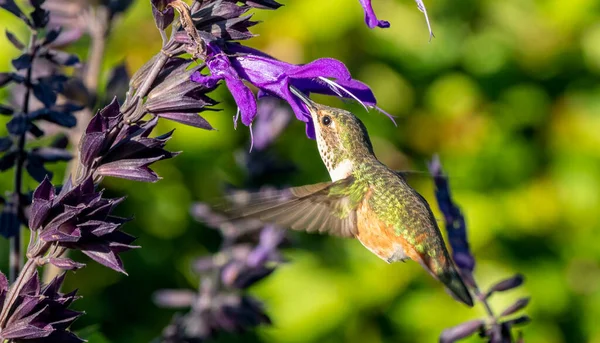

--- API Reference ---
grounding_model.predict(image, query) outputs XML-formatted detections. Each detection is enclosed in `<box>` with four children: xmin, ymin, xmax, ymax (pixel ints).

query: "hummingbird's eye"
<box><xmin>321</xmin><ymin>116</ymin><xmax>332</xmax><ymax>126</ymax></box>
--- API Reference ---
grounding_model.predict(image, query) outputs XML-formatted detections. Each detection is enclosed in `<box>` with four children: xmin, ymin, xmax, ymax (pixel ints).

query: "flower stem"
<box><xmin>473</xmin><ymin>283</ymin><xmax>501</xmax><ymax>339</ymax></box>
<box><xmin>9</xmin><ymin>32</ymin><xmax>37</xmax><ymax>283</ymax></box>
<box><xmin>0</xmin><ymin>259</ymin><xmax>37</xmax><ymax>328</ymax></box>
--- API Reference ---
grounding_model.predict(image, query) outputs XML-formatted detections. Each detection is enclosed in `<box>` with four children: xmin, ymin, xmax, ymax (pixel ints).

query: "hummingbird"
<box><xmin>221</xmin><ymin>87</ymin><xmax>473</xmax><ymax>306</ymax></box>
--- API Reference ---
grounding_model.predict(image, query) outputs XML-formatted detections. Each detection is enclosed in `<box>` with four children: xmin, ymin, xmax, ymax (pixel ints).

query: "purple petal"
<box><xmin>286</xmin><ymin>58</ymin><xmax>352</xmax><ymax>81</ymax></box>
<box><xmin>190</xmin><ymin>71</ymin><xmax>222</xmax><ymax>88</ymax></box>
<box><xmin>358</xmin><ymin>0</ymin><xmax>390</xmax><ymax>28</ymax></box>
<box><xmin>158</xmin><ymin>112</ymin><xmax>214</xmax><ymax>130</ymax></box>
<box><xmin>81</xmin><ymin>246</ymin><xmax>127</xmax><ymax>274</ymax></box>
<box><xmin>224</xmin><ymin>75</ymin><xmax>257</xmax><ymax>126</ymax></box>
<box><xmin>77</xmin><ymin>220</ymin><xmax>120</xmax><ymax>237</ymax></box>
<box><xmin>99</xmin><ymin>96</ymin><xmax>121</xmax><ymax>119</ymax></box>
<box><xmin>96</xmin><ymin>157</ymin><xmax>165</xmax><ymax>182</ymax></box>
<box><xmin>41</xmin><ymin>227</ymin><xmax>82</xmax><ymax>243</ymax></box>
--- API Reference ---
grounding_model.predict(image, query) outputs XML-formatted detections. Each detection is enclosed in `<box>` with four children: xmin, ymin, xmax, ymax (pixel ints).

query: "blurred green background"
<box><xmin>1</xmin><ymin>0</ymin><xmax>600</xmax><ymax>342</ymax></box>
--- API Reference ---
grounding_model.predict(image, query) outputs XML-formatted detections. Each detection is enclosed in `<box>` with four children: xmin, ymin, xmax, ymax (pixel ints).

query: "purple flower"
<box><xmin>357</xmin><ymin>0</ymin><xmax>434</xmax><ymax>40</ymax></box>
<box><xmin>30</xmin><ymin>176</ymin><xmax>138</xmax><ymax>274</ymax></box>
<box><xmin>0</xmin><ymin>271</ymin><xmax>83</xmax><ymax>342</ymax></box>
<box><xmin>428</xmin><ymin>156</ymin><xmax>475</xmax><ymax>275</ymax></box>
<box><xmin>80</xmin><ymin>97</ymin><xmax>179</xmax><ymax>183</ymax></box>
<box><xmin>191</xmin><ymin>44</ymin><xmax>381</xmax><ymax>139</ymax></box>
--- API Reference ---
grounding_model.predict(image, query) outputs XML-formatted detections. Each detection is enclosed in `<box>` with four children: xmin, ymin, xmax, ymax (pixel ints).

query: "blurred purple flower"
<box><xmin>0</xmin><ymin>271</ymin><xmax>83</xmax><ymax>342</ymax></box>
<box><xmin>428</xmin><ymin>155</ymin><xmax>475</xmax><ymax>275</ymax></box>
<box><xmin>430</xmin><ymin>156</ymin><xmax>530</xmax><ymax>342</ymax></box>
<box><xmin>43</xmin><ymin>0</ymin><xmax>134</xmax><ymax>46</ymax></box>
<box><xmin>251</xmin><ymin>98</ymin><xmax>291</xmax><ymax>151</ymax></box>
<box><xmin>155</xmin><ymin>224</ymin><xmax>283</xmax><ymax>342</ymax></box>
<box><xmin>158</xmin><ymin>191</ymin><xmax>288</xmax><ymax>341</ymax></box>
<box><xmin>191</xmin><ymin>44</ymin><xmax>380</xmax><ymax>139</ymax></box>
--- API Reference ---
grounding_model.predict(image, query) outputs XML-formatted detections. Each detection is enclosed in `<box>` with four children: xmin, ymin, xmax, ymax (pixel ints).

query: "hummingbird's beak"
<box><xmin>289</xmin><ymin>86</ymin><xmax>319</xmax><ymax>113</ymax></box>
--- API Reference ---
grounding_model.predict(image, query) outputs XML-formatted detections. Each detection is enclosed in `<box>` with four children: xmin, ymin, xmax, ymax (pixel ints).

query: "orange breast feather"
<box><xmin>355</xmin><ymin>190</ymin><xmax>419</xmax><ymax>264</ymax></box>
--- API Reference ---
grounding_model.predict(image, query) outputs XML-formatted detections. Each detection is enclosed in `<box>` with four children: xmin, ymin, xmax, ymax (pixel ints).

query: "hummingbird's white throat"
<box><xmin>329</xmin><ymin>159</ymin><xmax>354</xmax><ymax>181</ymax></box>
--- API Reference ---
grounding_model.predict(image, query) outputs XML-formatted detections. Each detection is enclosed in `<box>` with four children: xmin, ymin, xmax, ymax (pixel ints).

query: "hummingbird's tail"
<box><xmin>436</xmin><ymin>263</ymin><xmax>474</xmax><ymax>307</ymax></box>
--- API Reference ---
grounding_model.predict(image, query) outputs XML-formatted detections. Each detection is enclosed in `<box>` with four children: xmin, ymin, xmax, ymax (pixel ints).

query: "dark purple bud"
<box><xmin>439</xmin><ymin>319</ymin><xmax>485</xmax><ymax>343</ymax></box>
<box><xmin>0</xmin><ymin>150</ymin><xmax>17</xmax><ymax>171</ymax></box>
<box><xmin>99</xmin><ymin>96</ymin><xmax>121</xmax><ymax>119</ymax></box>
<box><xmin>32</xmin><ymin>147</ymin><xmax>72</xmax><ymax>162</ymax></box>
<box><xmin>26</xmin><ymin>154</ymin><xmax>52</xmax><ymax>182</ymax></box>
<box><xmin>151</xmin><ymin>0</ymin><xmax>175</xmax><ymax>30</ymax></box>
<box><xmin>0</xmin><ymin>200</ymin><xmax>20</xmax><ymax>238</ymax></box>
<box><xmin>51</xmin><ymin>134</ymin><xmax>69</xmax><ymax>149</ymax></box>
<box><xmin>28</xmin><ymin>122</ymin><xmax>44</xmax><ymax>137</ymax></box>
<box><xmin>0</xmin><ymin>137</ymin><xmax>12</xmax><ymax>152</ymax></box>
<box><xmin>503</xmin><ymin>315</ymin><xmax>531</xmax><ymax>327</ymax></box>
<box><xmin>33</xmin><ymin>82</ymin><xmax>57</xmax><ymax>108</ymax></box>
<box><xmin>43</xmin><ymin>49</ymin><xmax>80</xmax><ymax>66</ymax></box>
<box><xmin>231</xmin><ymin>265</ymin><xmax>275</xmax><ymax>289</ymax></box>
<box><xmin>43</xmin><ymin>109</ymin><xmax>77</xmax><ymax>128</ymax></box>
<box><xmin>0</xmin><ymin>104</ymin><xmax>14</xmax><ymax>115</ymax></box>
<box><xmin>80</xmin><ymin>131</ymin><xmax>106</xmax><ymax>168</ymax></box>
<box><xmin>239</xmin><ymin>0</ymin><xmax>282</xmax><ymax>9</ymax></box>
<box><xmin>154</xmin><ymin>289</ymin><xmax>196</xmax><ymax>309</ymax></box>
<box><xmin>0</xmin><ymin>0</ymin><xmax>28</xmax><ymax>22</ymax></box>
<box><xmin>12</xmin><ymin>53</ymin><xmax>32</xmax><ymax>70</ymax></box>
<box><xmin>157</xmin><ymin>112</ymin><xmax>214</xmax><ymax>130</ymax></box>
<box><xmin>105</xmin><ymin>63</ymin><xmax>129</xmax><ymax>104</ymax></box>
<box><xmin>5</xmin><ymin>30</ymin><xmax>25</xmax><ymax>49</ymax></box>
<box><xmin>48</xmin><ymin>257</ymin><xmax>86</xmax><ymax>270</ymax></box>
<box><xmin>107</xmin><ymin>0</ymin><xmax>133</xmax><ymax>15</ymax></box>
<box><xmin>7</xmin><ymin>115</ymin><xmax>30</xmax><ymax>135</ymax></box>
<box><xmin>42</xmin><ymin>27</ymin><xmax>62</xmax><ymax>46</ymax></box>
<box><xmin>29</xmin><ymin>176</ymin><xmax>55</xmax><ymax>230</ymax></box>
<box><xmin>486</xmin><ymin>274</ymin><xmax>525</xmax><ymax>299</ymax></box>
<box><xmin>29</xmin><ymin>3</ymin><xmax>49</xmax><ymax>28</ymax></box>
<box><xmin>500</xmin><ymin>297</ymin><xmax>530</xmax><ymax>317</ymax></box>
<box><xmin>0</xmin><ymin>72</ymin><xmax>14</xmax><ymax>87</ymax></box>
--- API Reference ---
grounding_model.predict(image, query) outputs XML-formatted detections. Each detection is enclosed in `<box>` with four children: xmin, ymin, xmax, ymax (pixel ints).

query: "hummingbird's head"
<box><xmin>290</xmin><ymin>87</ymin><xmax>374</xmax><ymax>181</ymax></box>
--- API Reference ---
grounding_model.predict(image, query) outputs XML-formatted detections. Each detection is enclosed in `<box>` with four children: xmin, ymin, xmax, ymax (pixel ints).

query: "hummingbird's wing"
<box><xmin>220</xmin><ymin>176</ymin><xmax>359</xmax><ymax>237</ymax></box>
